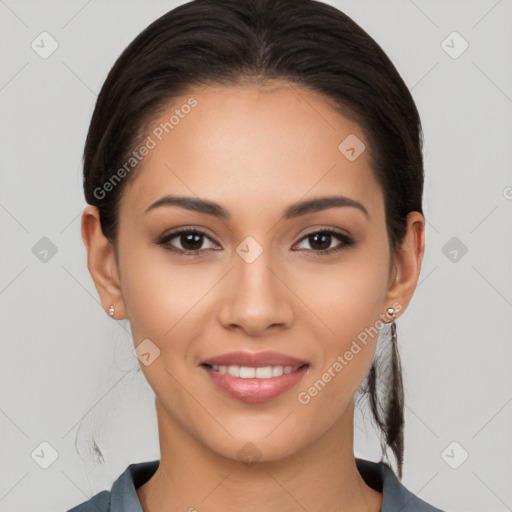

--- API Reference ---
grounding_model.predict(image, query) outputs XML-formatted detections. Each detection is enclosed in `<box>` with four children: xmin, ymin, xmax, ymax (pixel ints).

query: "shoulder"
<box><xmin>65</xmin><ymin>460</ymin><xmax>160</xmax><ymax>512</ymax></box>
<box><xmin>356</xmin><ymin>458</ymin><xmax>445</xmax><ymax>512</ymax></box>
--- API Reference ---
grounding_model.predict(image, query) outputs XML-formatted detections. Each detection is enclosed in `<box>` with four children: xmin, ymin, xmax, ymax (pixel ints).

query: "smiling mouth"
<box><xmin>200</xmin><ymin>362</ymin><xmax>310</xmax><ymax>403</ymax></box>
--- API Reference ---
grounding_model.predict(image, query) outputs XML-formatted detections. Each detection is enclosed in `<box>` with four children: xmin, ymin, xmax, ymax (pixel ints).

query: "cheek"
<box><xmin>295</xmin><ymin>246</ymin><xmax>390</xmax><ymax>343</ymax></box>
<box><xmin>117</xmin><ymin>244</ymin><xmax>212</xmax><ymax>415</ymax></box>
<box><xmin>292</xmin><ymin>242</ymin><xmax>390</xmax><ymax>397</ymax></box>
<box><xmin>294</xmin><ymin>272</ymin><xmax>386</xmax><ymax>430</ymax></box>
<box><xmin>118</xmin><ymin>239</ymin><xmax>211</xmax><ymax>340</ymax></box>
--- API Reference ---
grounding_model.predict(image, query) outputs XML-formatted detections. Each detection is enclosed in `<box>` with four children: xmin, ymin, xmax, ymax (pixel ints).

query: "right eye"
<box><xmin>156</xmin><ymin>229</ymin><xmax>220</xmax><ymax>256</ymax></box>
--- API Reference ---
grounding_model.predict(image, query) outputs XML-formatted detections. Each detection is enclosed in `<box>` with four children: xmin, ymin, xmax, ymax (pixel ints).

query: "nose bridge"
<box><xmin>217</xmin><ymin>242</ymin><xmax>293</xmax><ymax>333</ymax></box>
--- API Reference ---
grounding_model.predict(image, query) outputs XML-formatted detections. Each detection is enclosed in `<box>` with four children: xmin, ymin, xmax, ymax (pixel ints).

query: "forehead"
<box><xmin>120</xmin><ymin>83</ymin><xmax>384</xmax><ymax>220</ymax></box>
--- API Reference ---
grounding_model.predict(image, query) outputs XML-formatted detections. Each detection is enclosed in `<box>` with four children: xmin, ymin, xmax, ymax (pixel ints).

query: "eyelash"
<box><xmin>156</xmin><ymin>227</ymin><xmax>355</xmax><ymax>258</ymax></box>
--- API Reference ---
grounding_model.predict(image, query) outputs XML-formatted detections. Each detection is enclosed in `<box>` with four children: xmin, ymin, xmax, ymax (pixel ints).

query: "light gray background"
<box><xmin>1</xmin><ymin>1</ymin><xmax>511</xmax><ymax>511</ymax></box>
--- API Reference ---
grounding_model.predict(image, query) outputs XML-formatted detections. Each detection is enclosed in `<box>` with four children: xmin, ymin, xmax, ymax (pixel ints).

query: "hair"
<box><xmin>82</xmin><ymin>0</ymin><xmax>424</xmax><ymax>480</ymax></box>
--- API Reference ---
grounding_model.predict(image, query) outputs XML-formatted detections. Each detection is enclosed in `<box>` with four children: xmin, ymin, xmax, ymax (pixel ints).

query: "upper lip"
<box><xmin>200</xmin><ymin>350</ymin><xmax>309</xmax><ymax>367</ymax></box>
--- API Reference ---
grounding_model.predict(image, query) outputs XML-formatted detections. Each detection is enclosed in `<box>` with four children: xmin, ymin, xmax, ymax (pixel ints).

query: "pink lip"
<box><xmin>201</xmin><ymin>364</ymin><xmax>310</xmax><ymax>403</ymax></box>
<box><xmin>200</xmin><ymin>350</ymin><xmax>308</xmax><ymax>367</ymax></box>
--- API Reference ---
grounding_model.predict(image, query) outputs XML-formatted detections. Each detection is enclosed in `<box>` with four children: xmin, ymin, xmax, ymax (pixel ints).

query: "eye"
<box><xmin>156</xmin><ymin>228</ymin><xmax>220</xmax><ymax>256</ymax></box>
<box><xmin>292</xmin><ymin>229</ymin><xmax>354</xmax><ymax>256</ymax></box>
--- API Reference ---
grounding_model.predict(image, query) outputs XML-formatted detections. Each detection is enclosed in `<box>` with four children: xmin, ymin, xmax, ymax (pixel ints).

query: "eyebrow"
<box><xmin>144</xmin><ymin>194</ymin><xmax>369</xmax><ymax>219</ymax></box>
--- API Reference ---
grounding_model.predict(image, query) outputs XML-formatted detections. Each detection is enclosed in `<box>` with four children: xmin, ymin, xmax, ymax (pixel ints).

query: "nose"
<box><xmin>217</xmin><ymin>250</ymin><xmax>294</xmax><ymax>336</ymax></box>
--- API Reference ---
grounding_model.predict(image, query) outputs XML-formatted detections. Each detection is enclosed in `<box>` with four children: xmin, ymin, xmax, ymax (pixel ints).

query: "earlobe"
<box><xmin>383</xmin><ymin>211</ymin><xmax>425</xmax><ymax>320</ymax></box>
<box><xmin>81</xmin><ymin>205</ymin><xmax>127</xmax><ymax>319</ymax></box>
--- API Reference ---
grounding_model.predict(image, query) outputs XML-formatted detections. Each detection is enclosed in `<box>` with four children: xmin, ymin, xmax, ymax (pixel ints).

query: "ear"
<box><xmin>81</xmin><ymin>205</ymin><xmax>127</xmax><ymax>320</ymax></box>
<box><xmin>382</xmin><ymin>211</ymin><xmax>425</xmax><ymax>321</ymax></box>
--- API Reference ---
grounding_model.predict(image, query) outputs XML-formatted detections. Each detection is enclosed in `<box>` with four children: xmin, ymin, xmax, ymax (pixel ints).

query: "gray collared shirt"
<box><xmin>67</xmin><ymin>458</ymin><xmax>444</xmax><ymax>511</ymax></box>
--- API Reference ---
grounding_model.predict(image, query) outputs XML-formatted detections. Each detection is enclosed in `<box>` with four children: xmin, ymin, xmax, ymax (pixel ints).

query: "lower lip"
<box><xmin>201</xmin><ymin>365</ymin><xmax>309</xmax><ymax>403</ymax></box>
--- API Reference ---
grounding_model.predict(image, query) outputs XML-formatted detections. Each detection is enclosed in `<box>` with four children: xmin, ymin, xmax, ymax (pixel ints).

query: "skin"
<box><xmin>82</xmin><ymin>82</ymin><xmax>424</xmax><ymax>512</ymax></box>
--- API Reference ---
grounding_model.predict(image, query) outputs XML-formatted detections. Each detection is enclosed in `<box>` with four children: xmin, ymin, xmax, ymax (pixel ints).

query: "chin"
<box><xmin>201</xmin><ymin>427</ymin><xmax>311</xmax><ymax>466</ymax></box>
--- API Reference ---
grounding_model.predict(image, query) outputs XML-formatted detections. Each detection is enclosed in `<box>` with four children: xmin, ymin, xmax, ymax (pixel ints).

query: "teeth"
<box><xmin>255</xmin><ymin>366</ymin><xmax>272</xmax><ymax>378</ymax></box>
<box><xmin>272</xmin><ymin>366</ymin><xmax>283</xmax><ymax>377</ymax></box>
<box><xmin>209</xmin><ymin>364</ymin><xmax>299</xmax><ymax>378</ymax></box>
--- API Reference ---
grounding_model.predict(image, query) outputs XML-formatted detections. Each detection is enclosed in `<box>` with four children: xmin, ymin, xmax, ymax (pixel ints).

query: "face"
<box><xmin>111</xmin><ymin>83</ymin><xmax>405</xmax><ymax>462</ymax></box>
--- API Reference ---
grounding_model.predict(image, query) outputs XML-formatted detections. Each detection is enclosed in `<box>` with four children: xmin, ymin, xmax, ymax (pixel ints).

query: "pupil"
<box><xmin>181</xmin><ymin>233</ymin><xmax>202</xmax><ymax>251</ymax></box>
<box><xmin>310</xmin><ymin>233</ymin><xmax>331</xmax><ymax>251</ymax></box>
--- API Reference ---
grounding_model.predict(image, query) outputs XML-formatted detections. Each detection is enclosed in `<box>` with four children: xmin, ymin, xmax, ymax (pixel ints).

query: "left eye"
<box><xmin>293</xmin><ymin>230</ymin><xmax>353</xmax><ymax>253</ymax></box>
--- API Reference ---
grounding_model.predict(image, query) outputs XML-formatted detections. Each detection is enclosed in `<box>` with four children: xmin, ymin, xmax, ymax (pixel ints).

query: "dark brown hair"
<box><xmin>82</xmin><ymin>0</ymin><xmax>424</xmax><ymax>479</ymax></box>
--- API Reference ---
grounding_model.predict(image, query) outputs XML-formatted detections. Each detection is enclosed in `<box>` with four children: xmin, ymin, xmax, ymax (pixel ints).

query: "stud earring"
<box><xmin>386</xmin><ymin>307</ymin><xmax>396</xmax><ymax>317</ymax></box>
<box><xmin>385</xmin><ymin>306</ymin><xmax>396</xmax><ymax>323</ymax></box>
<box><xmin>108</xmin><ymin>305</ymin><xmax>115</xmax><ymax>318</ymax></box>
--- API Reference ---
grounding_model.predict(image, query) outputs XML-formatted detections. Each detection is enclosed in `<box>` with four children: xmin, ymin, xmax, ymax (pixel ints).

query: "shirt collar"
<box><xmin>108</xmin><ymin>457</ymin><xmax>438</xmax><ymax>512</ymax></box>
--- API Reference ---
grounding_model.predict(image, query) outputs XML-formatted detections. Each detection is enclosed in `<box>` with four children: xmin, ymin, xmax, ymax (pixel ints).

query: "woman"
<box><xmin>69</xmin><ymin>0</ymin><xmax>444</xmax><ymax>510</ymax></box>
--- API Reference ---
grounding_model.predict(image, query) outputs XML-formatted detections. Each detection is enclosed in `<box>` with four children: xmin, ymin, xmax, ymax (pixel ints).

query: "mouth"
<box><xmin>200</xmin><ymin>360</ymin><xmax>310</xmax><ymax>403</ymax></box>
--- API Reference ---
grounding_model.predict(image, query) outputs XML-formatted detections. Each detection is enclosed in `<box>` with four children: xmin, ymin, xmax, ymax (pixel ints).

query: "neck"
<box><xmin>136</xmin><ymin>399</ymin><xmax>382</xmax><ymax>512</ymax></box>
